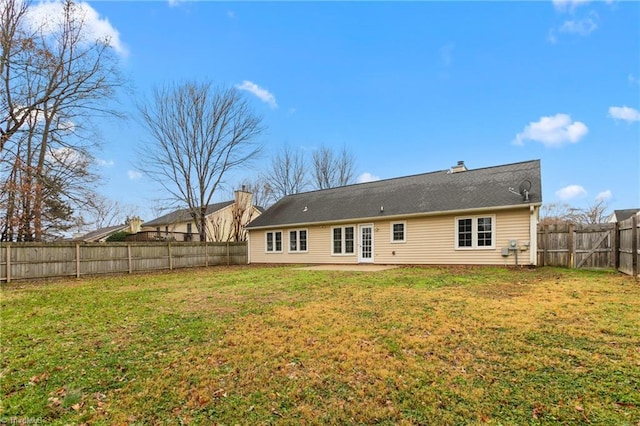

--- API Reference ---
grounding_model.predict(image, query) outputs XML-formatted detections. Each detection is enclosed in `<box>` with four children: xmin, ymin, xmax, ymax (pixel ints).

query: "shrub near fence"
<box><xmin>0</xmin><ymin>242</ymin><xmax>247</xmax><ymax>283</ymax></box>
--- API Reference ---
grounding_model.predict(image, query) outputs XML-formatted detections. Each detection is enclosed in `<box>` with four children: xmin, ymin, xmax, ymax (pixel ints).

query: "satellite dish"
<box><xmin>508</xmin><ymin>180</ymin><xmax>532</xmax><ymax>202</ymax></box>
<box><xmin>519</xmin><ymin>180</ymin><xmax>531</xmax><ymax>194</ymax></box>
<box><xmin>519</xmin><ymin>180</ymin><xmax>531</xmax><ymax>202</ymax></box>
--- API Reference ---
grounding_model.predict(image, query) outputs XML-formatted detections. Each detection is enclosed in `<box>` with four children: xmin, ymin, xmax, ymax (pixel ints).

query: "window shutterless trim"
<box><xmin>331</xmin><ymin>225</ymin><xmax>356</xmax><ymax>256</ymax></box>
<box><xmin>265</xmin><ymin>230</ymin><xmax>283</xmax><ymax>253</ymax></box>
<box><xmin>454</xmin><ymin>215</ymin><xmax>495</xmax><ymax>250</ymax></box>
<box><xmin>390</xmin><ymin>221</ymin><xmax>406</xmax><ymax>243</ymax></box>
<box><xmin>288</xmin><ymin>229</ymin><xmax>308</xmax><ymax>253</ymax></box>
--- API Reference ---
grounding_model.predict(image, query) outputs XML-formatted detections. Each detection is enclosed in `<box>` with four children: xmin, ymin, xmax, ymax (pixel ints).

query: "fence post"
<box><xmin>567</xmin><ymin>224</ymin><xmax>574</xmax><ymax>268</ymax></box>
<box><xmin>632</xmin><ymin>215</ymin><xmax>638</xmax><ymax>277</ymax></box>
<box><xmin>6</xmin><ymin>243</ymin><xmax>10</xmax><ymax>283</ymax></box>
<box><xmin>613</xmin><ymin>222</ymin><xmax>620</xmax><ymax>269</ymax></box>
<box><xmin>543</xmin><ymin>225</ymin><xmax>548</xmax><ymax>267</ymax></box>
<box><xmin>205</xmin><ymin>241</ymin><xmax>208</xmax><ymax>267</ymax></box>
<box><xmin>127</xmin><ymin>244</ymin><xmax>132</xmax><ymax>274</ymax></box>
<box><xmin>76</xmin><ymin>243</ymin><xmax>81</xmax><ymax>278</ymax></box>
<box><xmin>227</xmin><ymin>242</ymin><xmax>230</xmax><ymax>266</ymax></box>
<box><xmin>168</xmin><ymin>242</ymin><xmax>173</xmax><ymax>270</ymax></box>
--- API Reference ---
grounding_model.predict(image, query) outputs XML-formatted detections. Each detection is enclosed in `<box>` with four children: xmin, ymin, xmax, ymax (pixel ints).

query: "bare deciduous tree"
<box><xmin>236</xmin><ymin>178</ymin><xmax>273</xmax><ymax>209</ymax></box>
<box><xmin>569</xmin><ymin>200</ymin><xmax>610</xmax><ymax>225</ymax></box>
<box><xmin>228</xmin><ymin>197</ymin><xmax>255</xmax><ymax>242</ymax></box>
<box><xmin>1</xmin><ymin>0</ymin><xmax>124</xmax><ymax>241</ymax></box>
<box><xmin>540</xmin><ymin>200</ymin><xmax>610</xmax><ymax>225</ymax></box>
<box><xmin>137</xmin><ymin>81</ymin><xmax>264</xmax><ymax>242</ymax></box>
<box><xmin>311</xmin><ymin>144</ymin><xmax>355</xmax><ymax>190</ymax></box>
<box><xmin>80</xmin><ymin>195</ymin><xmax>137</xmax><ymax>230</ymax></box>
<box><xmin>263</xmin><ymin>145</ymin><xmax>307</xmax><ymax>202</ymax></box>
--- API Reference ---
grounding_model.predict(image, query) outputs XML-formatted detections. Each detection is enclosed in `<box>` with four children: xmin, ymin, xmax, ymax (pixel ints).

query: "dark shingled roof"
<box><xmin>73</xmin><ymin>224</ymin><xmax>128</xmax><ymax>242</ymax></box>
<box><xmin>247</xmin><ymin>160</ymin><xmax>541</xmax><ymax>229</ymax></box>
<box><xmin>144</xmin><ymin>201</ymin><xmax>234</xmax><ymax>227</ymax></box>
<box><xmin>612</xmin><ymin>209</ymin><xmax>640</xmax><ymax>222</ymax></box>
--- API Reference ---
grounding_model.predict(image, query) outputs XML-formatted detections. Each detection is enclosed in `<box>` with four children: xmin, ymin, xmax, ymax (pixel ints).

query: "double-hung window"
<box><xmin>391</xmin><ymin>222</ymin><xmax>406</xmax><ymax>243</ymax></box>
<box><xmin>289</xmin><ymin>229</ymin><xmax>308</xmax><ymax>252</ymax></box>
<box><xmin>266</xmin><ymin>231</ymin><xmax>283</xmax><ymax>253</ymax></box>
<box><xmin>456</xmin><ymin>216</ymin><xmax>494</xmax><ymax>249</ymax></box>
<box><xmin>332</xmin><ymin>226</ymin><xmax>355</xmax><ymax>255</ymax></box>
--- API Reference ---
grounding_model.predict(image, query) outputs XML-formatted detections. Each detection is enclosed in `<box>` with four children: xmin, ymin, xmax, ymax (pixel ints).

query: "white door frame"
<box><xmin>358</xmin><ymin>223</ymin><xmax>374</xmax><ymax>263</ymax></box>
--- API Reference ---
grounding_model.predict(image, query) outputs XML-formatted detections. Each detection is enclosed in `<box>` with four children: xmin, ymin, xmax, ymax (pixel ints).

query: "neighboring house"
<box><xmin>246</xmin><ymin>160</ymin><xmax>542</xmax><ymax>266</ymax></box>
<box><xmin>73</xmin><ymin>218</ymin><xmax>143</xmax><ymax>242</ymax></box>
<box><xmin>607</xmin><ymin>209</ymin><xmax>640</xmax><ymax>223</ymax></box>
<box><xmin>140</xmin><ymin>189</ymin><xmax>262</xmax><ymax>242</ymax></box>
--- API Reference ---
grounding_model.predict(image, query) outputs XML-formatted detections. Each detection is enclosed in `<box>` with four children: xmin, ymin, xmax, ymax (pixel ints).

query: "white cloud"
<box><xmin>595</xmin><ymin>190</ymin><xmax>612</xmax><ymax>202</ymax></box>
<box><xmin>556</xmin><ymin>185</ymin><xmax>587</xmax><ymax>200</ymax></box>
<box><xmin>357</xmin><ymin>172</ymin><xmax>380</xmax><ymax>184</ymax></box>
<box><xmin>47</xmin><ymin>146</ymin><xmax>82</xmax><ymax>165</ymax></box>
<box><xmin>127</xmin><ymin>170</ymin><xmax>142</xmax><ymax>180</ymax></box>
<box><xmin>513</xmin><ymin>113</ymin><xmax>588</xmax><ymax>147</ymax></box>
<box><xmin>552</xmin><ymin>0</ymin><xmax>591</xmax><ymax>12</ymax></box>
<box><xmin>558</xmin><ymin>17</ymin><xmax>598</xmax><ymax>35</ymax></box>
<box><xmin>96</xmin><ymin>158</ymin><xmax>114</xmax><ymax>167</ymax></box>
<box><xmin>608</xmin><ymin>106</ymin><xmax>640</xmax><ymax>122</ymax></box>
<box><xmin>236</xmin><ymin>81</ymin><xmax>277</xmax><ymax>109</ymax></box>
<box><xmin>25</xmin><ymin>1</ymin><xmax>128</xmax><ymax>57</ymax></box>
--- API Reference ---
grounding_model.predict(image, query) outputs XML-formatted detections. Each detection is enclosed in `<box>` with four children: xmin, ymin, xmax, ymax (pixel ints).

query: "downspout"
<box><xmin>530</xmin><ymin>205</ymin><xmax>538</xmax><ymax>266</ymax></box>
<box><xmin>246</xmin><ymin>231</ymin><xmax>251</xmax><ymax>264</ymax></box>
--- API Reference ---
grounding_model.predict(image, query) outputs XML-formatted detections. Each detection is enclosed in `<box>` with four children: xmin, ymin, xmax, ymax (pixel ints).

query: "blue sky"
<box><xmin>50</xmin><ymin>0</ymin><xmax>639</xmax><ymax>219</ymax></box>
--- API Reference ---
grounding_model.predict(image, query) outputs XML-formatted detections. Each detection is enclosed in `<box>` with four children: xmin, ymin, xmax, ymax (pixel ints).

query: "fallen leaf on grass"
<box><xmin>29</xmin><ymin>372</ymin><xmax>49</xmax><ymax>385</ymax></box>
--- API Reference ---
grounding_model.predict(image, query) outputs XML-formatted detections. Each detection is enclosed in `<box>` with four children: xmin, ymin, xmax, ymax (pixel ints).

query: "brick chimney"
<box><xmin>451</xmin><ymin>160</ymin><xmax>467</xmax><ymax>173</ymax></box>
<box><xmin>234</xmin><ymin>186</ymin><xmax>253</xmax><ymax>214</ymax></box>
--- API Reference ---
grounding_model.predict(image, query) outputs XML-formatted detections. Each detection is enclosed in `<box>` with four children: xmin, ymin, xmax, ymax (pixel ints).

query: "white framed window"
<box><xmin>265</xmin><ymin>230</ymin><xmax>283</xmax><ymax>253</ymax></box>
<box><xmin>332</xmin><ymin>225</ymin><xmax>355</xmax><ymax>255</ymax></box>
<box><xmin>390</xmin><ymin>222</ymin><xmax>406</xmax><ymax>243</ymax></box>
<box><xmin>289</xmin><ymin>229</ymin><xmax>308</xmax><ymax>253</ymax></box>
<box><xmin>455</xmin><ymin>216</ymin><xmax>495</xmax><ymax>249</ymax></box>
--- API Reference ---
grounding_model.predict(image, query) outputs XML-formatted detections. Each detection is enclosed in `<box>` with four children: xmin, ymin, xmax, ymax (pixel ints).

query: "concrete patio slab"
<box><xmin>295</xmin><ymin>264</ymin><xmax>398</xmax><ymax>272</ymax></box>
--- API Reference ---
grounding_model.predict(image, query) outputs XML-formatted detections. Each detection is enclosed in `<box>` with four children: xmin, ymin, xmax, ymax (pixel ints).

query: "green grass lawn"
<box><xmin>1</xmin><ymin>266</ymin><xmax>639</xmax><ymax>425</ymax></box>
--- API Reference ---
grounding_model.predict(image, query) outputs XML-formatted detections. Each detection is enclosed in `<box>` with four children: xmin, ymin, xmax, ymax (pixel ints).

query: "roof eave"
<box><xmin>246</xmin><ymin>202</ymin><xmax>542</xmax><ymax>231</ymax></box>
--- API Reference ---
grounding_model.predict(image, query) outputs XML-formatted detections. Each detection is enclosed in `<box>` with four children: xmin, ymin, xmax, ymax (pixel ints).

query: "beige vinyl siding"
<box><xmin>373</xmin><ymin>209</ymin><xmax>533</xmax><ymax>265</ymax></box>
<box><xmin>248</xmin><ymin>208</ymin><xmax>534</xmax><ymax>265</ymax></box>
<box><xmin>250</xmin><ymin>224</ymin><xmax>357</xmax><ymax>264</ymax></box>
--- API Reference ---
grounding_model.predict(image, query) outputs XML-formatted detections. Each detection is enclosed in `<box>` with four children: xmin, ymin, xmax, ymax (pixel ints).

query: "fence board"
<box><xmin>0</xmin><ymin>242</ymin><xmax>247</xmax><ymax>282</ymax></box>
<box><xmin>537</xmin><ymin>220</ymin><xmax>638</xmax><ymax>276</ymax></box>
<box><xmin>537</xmin><ymin>223</ymin><xmax>615</xmax><ymax>270</ymax></box>
<box><xmin>618</xmin><ymin>216</ymin><xmax>638</xmax><ymax>276</ymax></box>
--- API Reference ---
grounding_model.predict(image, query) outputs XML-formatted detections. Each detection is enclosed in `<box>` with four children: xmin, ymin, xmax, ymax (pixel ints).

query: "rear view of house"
<box><xmin>246</xmin><ymin>160</ymin><xmax>542</xmax><ymax>266</ymax></box>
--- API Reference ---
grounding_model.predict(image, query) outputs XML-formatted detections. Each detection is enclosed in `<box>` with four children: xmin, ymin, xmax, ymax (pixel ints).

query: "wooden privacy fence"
<box><xmin>0</xmin><ymin>242</ymin><xmax>247</xmax><ymax>283</ymax></box>
<box><xmin>537</xmin><ymin>219</ymin><xmax>638</xmax><ymax>276</ymax></box>
<box><xmin>618</xmin><ymin>215</ymin><xmax>639</xmax><ymax>277</ymax></box>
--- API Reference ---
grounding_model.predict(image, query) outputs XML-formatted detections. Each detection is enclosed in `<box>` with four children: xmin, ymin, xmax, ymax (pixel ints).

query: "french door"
<box><xmin>358</xmin><ymin>224</ymin><xmax>374</xmax><ymax>263</ymax></box>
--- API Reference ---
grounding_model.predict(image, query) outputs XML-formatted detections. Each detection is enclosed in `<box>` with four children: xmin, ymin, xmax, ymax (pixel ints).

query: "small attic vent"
<box><xmin>451</xmin><ymin>160</ymin><xmax>467</xmax><ymax>173</ymax></box>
